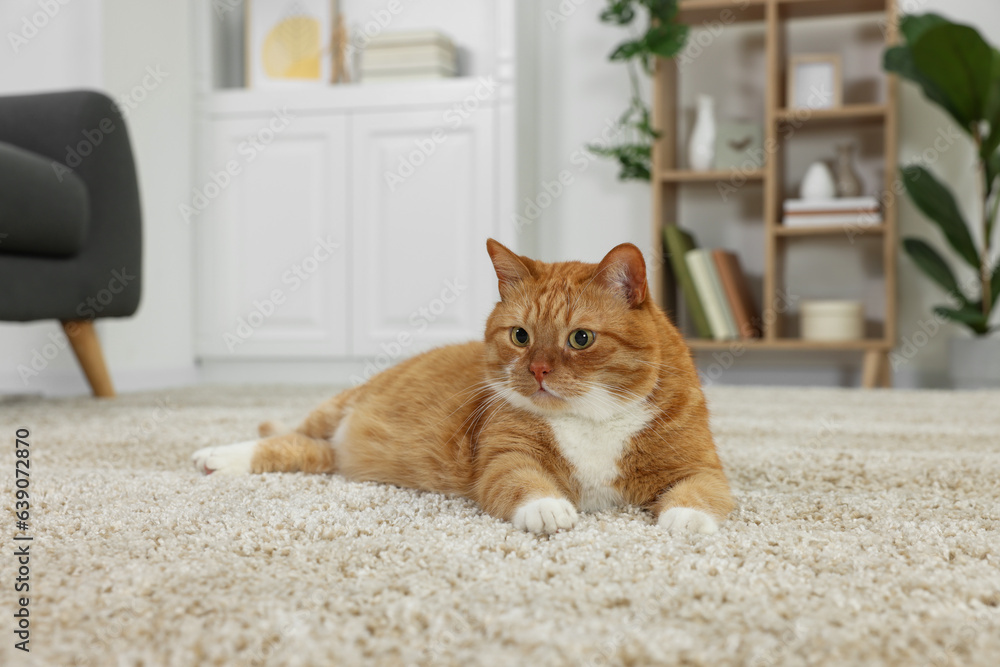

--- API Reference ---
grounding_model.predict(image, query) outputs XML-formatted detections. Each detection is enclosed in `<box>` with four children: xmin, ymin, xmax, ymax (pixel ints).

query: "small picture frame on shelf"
<box><xmin>787</xmin><ymin>54</ymin><xmax>842</xmax><ymax>110</ymax></box>
<box><xmin>714</xmin><ymin>122</ymin><xmax>764</xmax><ymax>170</ymax></box>
<box><xmin>245</xmin><ymin>0</ymin><xmax>334</xmax><ymax>88</ymax></box>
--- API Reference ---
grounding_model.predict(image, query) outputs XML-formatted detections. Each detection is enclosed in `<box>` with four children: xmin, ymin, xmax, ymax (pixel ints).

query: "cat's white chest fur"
<box><xmin>546</xmin><ymin>402</ymin><xmax>651</xmax><ymax>512</ymax></box>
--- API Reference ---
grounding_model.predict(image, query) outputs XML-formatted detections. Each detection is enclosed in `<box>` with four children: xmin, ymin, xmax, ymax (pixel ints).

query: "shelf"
<box><xmin>775</xmin><ymin>224</ymin><xmax>885</xmax><ymax>237</ymax></box>
<box><xmin>205</xmin><ymin>77</ymin><xmax>491</xmax><ymax>116</ymax></box>
<box><xmin>679</xmin><ymin>0</ymin><xmax>889</xmax><ymax>24</ymax></box>
<box><xmin>778</xmin><ymin>0</ymin><xmax>890</xmax><ymax>20</ymax></box>
<box><xmin>775</xmin><ymin>104</ymin><xmax>887</xmax><ymax>127</ymax></box>
<box><xmin>678</xmin><ymin>0</ymin><xmax>766</xmax><ymax>24</ymax></box>
<box><xmin>660</xmin><ymin>169</ymin><xmax>766</xmax><ymax>183</ymax></box>
<box><xmin>652</xmin><ymin>0</ymin><xmax>899</xmax><ymax>387</ymax></box>
<box><xmin>687</xmin><ymin>338</ymin><xmax>892</xmax><ymax>351</ymax></box>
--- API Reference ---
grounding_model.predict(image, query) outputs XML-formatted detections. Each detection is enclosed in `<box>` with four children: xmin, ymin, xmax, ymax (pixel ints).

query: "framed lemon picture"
<box><xmin>246</xmin><ymin>0</ymin><xmax>334</xmax><ymax>87</ymax></box>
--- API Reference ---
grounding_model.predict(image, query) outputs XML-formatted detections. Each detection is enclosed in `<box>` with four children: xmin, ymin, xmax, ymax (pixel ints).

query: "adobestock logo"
<box><xmin>383</xmin><ymin>77</ymin><xmax>498</xmax><ymax>192</ymax></box>
<box><xmin>350</xmin><ymin>278</ymin><xmax>467</xmax><ymax>386</ymax></box>
<box><xmin>181</xmin><ymin>107</ymin><xmax>296</xmax><ymax>223</ymax></box>
<box><xmin>76</xmin><ymin>268</ymin><xmax>136</xmax><ymax>319</ymax></box>
<box><xmin>7</xmin><ymin>0</ymin><xmax>74</xmax><ymax>54</ymax></box>
<box><xmin>223</xmin><ymin>236</ymin><xmax>341</xmax><ymax>352</ymax></box>
<box><xmin>16</xmin><ymin>267</ymin><xmax>136</xmax><ymax>385</ymax></box>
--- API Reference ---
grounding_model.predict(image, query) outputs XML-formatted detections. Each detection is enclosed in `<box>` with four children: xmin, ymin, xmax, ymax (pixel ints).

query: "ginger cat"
<box><xmin>192</xmin><ymin>240</ymin><xmax>734</xmax><ymax>535</ymax></box>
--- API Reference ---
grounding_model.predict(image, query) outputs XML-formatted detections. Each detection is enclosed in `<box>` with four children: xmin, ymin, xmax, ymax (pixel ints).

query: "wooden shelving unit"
<box><xmin>651</xmin><ymin>0</ymin><xmax>899</xmax><ymax>388</ymax></box>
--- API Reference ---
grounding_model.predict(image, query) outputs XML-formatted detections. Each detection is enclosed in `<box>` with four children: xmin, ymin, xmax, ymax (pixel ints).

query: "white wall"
<box><xmin>530</xmin><ymin>0</ymin><xmax>652</xmax><ymax>263</ymax></box>
<box><xmin>0</xmin><ymin>0</ymin><xmax>103</xmax><ymax>94</ymax></box>
<box><xmin>0</xmin><ymin>0</ymin><xmax>197</xmax><ymax>395</ymax></box>
<box><xmin>529</xmin><ymin>0</ymin><xmax>1000</xmax><ymax>387</ymax></box>
<box><xmin>98</xmin><ymin>0</ymin><xmax>197</xmax><ymax>390</ymax></box>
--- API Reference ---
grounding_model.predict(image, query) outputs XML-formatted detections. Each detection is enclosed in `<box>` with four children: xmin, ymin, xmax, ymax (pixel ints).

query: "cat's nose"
<box><xmin>530</xmin><ymin>360</ymin><xmax>551</xmax><ymax>384</ymax></box>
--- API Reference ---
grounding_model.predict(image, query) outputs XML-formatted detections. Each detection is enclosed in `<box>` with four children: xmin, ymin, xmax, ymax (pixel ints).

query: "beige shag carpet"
<box><xmin>1</xmin><ymin>385</ymin><xmax>999</xmax><ymax>667</ymax></box>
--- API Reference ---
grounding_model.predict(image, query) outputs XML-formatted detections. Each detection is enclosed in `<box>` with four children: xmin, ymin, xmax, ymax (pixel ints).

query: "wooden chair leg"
<box><xmin>61</xmin><ymin>320</ymin><xmax>116</xmax><ymax>397</ymax></box>
<box><xmin>861</xmin><ymin>349</ymin><xmax>880</xmax><ymax>389</ymax></box>
<box><xmin>877</xmin><ymin>351</ymin><xmax>893</xmax><ymax>388</ymax></box>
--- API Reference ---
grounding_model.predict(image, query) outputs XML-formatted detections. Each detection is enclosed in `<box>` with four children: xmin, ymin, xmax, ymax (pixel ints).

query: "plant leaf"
<box><xmin>988</xmin><ymin>150</ymin><xmax>1000</xmax><ymax>206</ymax></box>
<box><xmin>609</xmin><ymin>38</ymin><xmax>646</xmax><ymax>61</ymax></box>
<box><xmin>586</xmin><ymin>142</ymin><xmax>652</xmax><ymax>181</ymax></box>
<box><xmin>992</xmin><ymin>260</ymin><xmax>1000</xmax><ymax>306</ymax></box>
<box><xmin>899</xmin><ymin>13</ymin><xmax>949</xmax><ymax>43</ymax></box>
<box><xmin>981</xmin><ymin>48</ymin><xmax>1000</xmax><ymax>167</ymax></box>
<box><xmin>643</xmin><ymin>0</ymin><xmax>679</xmax><ymax>24</ymax></box>
<box><xmin>903</xmin><ymin>238</ymin><xmax>967</xmax><ymax>301</ymax></box>
<box><xmin>902</xmin><ymin>165</ymin><xmax>980</xmax><ymax>268</ymax></box>
<box><xmin>911</xmin><ymin>24</ymin><xmax>994</xmax><ymax>129</ymax></box>
<box><xmin>599</xmin><ymin>1</ymin><xmax>635</xmax><ymax>25</ymax></box>
<box><xmin>644</xmin><ymin>23</ymin><xmax>688</xmax><ymax>60</ymax></box>
<box><xmin>884</xmin><ymin>46</ymin><xmax>967</xmax><ymax>130</ymax></box>
<box><xmin>934</xmin><ymin>305</ymin><xmax>990</xmax><ymax>334</ymax></box>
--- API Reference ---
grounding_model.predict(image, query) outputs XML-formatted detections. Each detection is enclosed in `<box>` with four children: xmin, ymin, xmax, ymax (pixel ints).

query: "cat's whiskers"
<box><xmin>454</xmin><ymin>381</ymin><xmax>508</xmax><ymax>438</ymax></box>
<box><xmin>634</xmin><ymin>359</ymin><xmax>686</xmax><ymax>379</ymax></box>
<box><xmin>439</xmin><ymin>379</ymin><xmax>501</xmax><ymax>424</ymax></box>
<box><xmin>572</xmin><ymin>380</ymin><xmax>644</xmax><ymax>423</ymax></box>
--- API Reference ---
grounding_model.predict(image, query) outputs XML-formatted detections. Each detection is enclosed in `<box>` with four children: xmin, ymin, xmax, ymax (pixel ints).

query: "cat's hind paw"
<box><xmin>191</xmin><ymin>441</ymin><xmax>258</xmax><ymax>475</ymax></box>
<box><xmin>513</xmin><ymin>497</ymin><xmax>578</xmax><ymax>534</ymax></box>
<box><xmin>658</xmin><ymin>507</ymin><xmax>718</xmax><ymax>535</ymax></box>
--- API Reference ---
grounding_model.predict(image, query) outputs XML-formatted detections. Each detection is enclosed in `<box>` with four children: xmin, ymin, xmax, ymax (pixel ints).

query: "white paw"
<box><xmin>512</xmin><ymin>497</ymin><xmax>578</xmax><ymax>534</ymax></box>
<box><xmin>658</xmin><ymin>507</ymin><xmax>718</xmax><ymax>535</ymax></box>
<box><xmin>191</xmin><ymin>441</ymin><xmax>258</xmax><ymax>475</ymax></box>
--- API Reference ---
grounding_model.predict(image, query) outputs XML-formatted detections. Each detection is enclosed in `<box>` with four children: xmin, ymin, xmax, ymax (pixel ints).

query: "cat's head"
<box><xmin>483</xmin><ymin>239</ymin><xmax>665</xmax><ymax>420</ymax></box>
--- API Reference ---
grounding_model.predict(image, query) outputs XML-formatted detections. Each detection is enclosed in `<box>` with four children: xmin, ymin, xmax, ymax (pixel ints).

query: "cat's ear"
<box><xmin>486</xmin><ymin>239</ymin><xmax>534</xmax><ymax>293</ymax></box>
<box><xmin>596</xmin><ymin>243</ymin><xmax>648</xmax><ymax>307</ymax></box>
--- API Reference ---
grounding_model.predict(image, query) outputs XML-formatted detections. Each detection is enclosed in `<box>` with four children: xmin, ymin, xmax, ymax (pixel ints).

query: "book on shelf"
<box><xmin>782</xmin><ymin>196</ymin><xmax>882</xmax><ymax>228</ymax></box>
<box><xmin>662</xmin><ymin>226</ymin><xmax>713</xmax><ymax>339</ymax></box>
<box><xmin>686</xmin><ymin>249</ymin><xmax>740</xmax><ymax>341</ymax></box>
<box><xmin>361</xmin><ymin>65</ymin><xmax>457</xmax><ymax>82</ymax></box>
<box><xmin>711</xmin><ymin>250</ymin><xmax>762</xmax><ymax>338</ymax></box>
<box><xmin>366</xmin><ymin>30</ymin><xmax>455</xmax><ymax>51</ymax></box>
<box><xmin>362</xmin><ymin>30</ymin><xmax>457</xmax><ymax>82</ymax></box>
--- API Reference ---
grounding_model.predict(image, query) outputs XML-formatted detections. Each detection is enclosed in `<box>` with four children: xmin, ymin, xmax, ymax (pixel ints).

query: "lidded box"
<box><xmin>801</xmin><ymin>300</ymin><xmax>864</xmax><ymax>341</ymax></box>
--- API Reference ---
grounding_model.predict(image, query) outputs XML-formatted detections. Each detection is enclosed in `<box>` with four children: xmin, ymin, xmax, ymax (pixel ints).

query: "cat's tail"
<box><xmin>256</xmin><ymin>385</ymin><xmax>358</xmax><ymax>440</ymax></box>
<box><xmin>257</xmin><ymin>420</ymin><xmax>288</xmax><ymax>438</ymax></box>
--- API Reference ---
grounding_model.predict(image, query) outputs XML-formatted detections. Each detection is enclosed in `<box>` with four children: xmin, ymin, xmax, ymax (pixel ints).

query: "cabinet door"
<box><xmin>196</xmin><ymin>114</ymin><xmax>349</xmax><ymax>358</ymax></box>
<box><xmin>350</xmin><ymin>107</ymin><xmax>499</xmax><ymax>358</ymax></box>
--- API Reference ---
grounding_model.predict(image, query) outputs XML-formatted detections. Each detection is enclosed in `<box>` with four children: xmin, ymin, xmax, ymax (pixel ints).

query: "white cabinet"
<box><xmin>195</xmin><ymin>115</ymin><xmax>349</xmax><ymax>358</ymax></box>
<box><xmin>194</xmin><ymin>1</ymin><xmax>522</xmax><ymax>378</ymax></box>
<box><xmin>194</xmin><ymin>82</ymin><xmax>513</xmax><ymax>365</ymax></box>
<box><xmin>350</xmin><ymin>107</ymin><xmax>498</xmax><ymax>356</ymax></box>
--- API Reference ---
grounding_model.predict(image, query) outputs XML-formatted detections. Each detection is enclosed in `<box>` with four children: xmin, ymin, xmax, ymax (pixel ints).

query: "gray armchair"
<box><xmin>0</xmin><ymin>90</ymin><xmax>142</xmax><ymax>396</ymax></box>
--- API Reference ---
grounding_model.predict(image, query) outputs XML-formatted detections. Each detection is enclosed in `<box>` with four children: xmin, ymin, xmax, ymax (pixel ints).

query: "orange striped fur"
<box><xmin>197</xmin><ymin>240</ymin><xmax>734</xmax><ymax>534</ymax></box>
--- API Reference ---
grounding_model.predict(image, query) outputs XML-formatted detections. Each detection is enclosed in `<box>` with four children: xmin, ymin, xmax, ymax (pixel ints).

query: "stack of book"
<box><xmin>663</xmin><ymin>226</ymin><xmax>762</xmax><ymax>341</ymax></box>
<box><xmin>361</xmin><ymin>31</ymin><xmax>457</xmax><ymax>82</ymax></box>
<box><xmin>782</xmin><ymin>196</ymin><xmax>882</xmax><ymax>228</ymax></box>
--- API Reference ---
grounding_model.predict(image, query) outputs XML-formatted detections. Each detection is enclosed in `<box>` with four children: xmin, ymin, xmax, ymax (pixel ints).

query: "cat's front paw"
<box><xmin>658</xmin><ymin>507</ymin><xmax>718</xmax><ymax>535</ymax></box>
<box><xmin>191</xmin><ymin>441</ymin><xmax>258</xmax><ymax>475</ymax></box>
<box><xmin>513</xmin><ymin>497</ymin><xmax>578</xmax><ymax>534</ymax></box>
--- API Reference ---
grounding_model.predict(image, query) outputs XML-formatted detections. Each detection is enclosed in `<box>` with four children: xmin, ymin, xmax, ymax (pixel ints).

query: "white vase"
<box><xmin>688</xmin><ymin>95</ymin><xmax>716</xmax><ymax>172</ymax></box>
<box><xmin>801</xmin><ymin>161</ymin><xmax>836</xmax><ymax>200</ymax></box>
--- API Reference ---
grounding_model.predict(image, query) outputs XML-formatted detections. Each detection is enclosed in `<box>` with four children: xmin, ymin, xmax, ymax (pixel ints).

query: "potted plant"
<box><xmin>884</xmin><ymin>13</ymin><xmax>1000</xmax><ymax>388</ymax></box>
<box><xmin>588</xmin><ymin>0</ymin><xmax>688</xmax><ymax>181</ymax></box>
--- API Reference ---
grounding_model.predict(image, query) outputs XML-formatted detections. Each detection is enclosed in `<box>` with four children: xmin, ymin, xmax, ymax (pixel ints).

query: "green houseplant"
<box><xmin>884</xmin><ymin>13</ymin><xmax>1000</xmax><ymax>386</ymax></box>
<box><xmin>884</xmin><ymin>14</ymin><xmax>1000</xmax><ymax>332</ymax></box>
<box><xmin>587</xmin><ymin>0</ymin><xmax>689</xmax><ymax>181</ymax></box>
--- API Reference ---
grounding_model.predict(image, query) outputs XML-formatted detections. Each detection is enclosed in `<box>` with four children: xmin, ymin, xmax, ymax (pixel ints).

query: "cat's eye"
<box><xmin>569</xmin><ymin>329</ymin><xmax>596</xmax><ymax>350</ymax></box>
<box><xmin>511</xmin><ymin>327</ymin><xmax>530</xmax><ymax>347</ymax></box>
